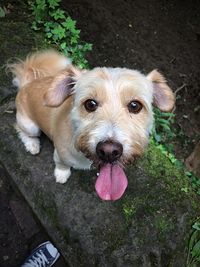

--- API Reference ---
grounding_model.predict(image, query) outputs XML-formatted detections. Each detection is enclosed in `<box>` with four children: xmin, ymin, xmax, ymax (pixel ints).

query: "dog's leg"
<box><xmin>15</xmin><ymin>112</ymin><xmax>40</xmax><ymax>155</ymax></box>
<box><xmin>53</xmin><ymin>149</ymin><xmax>71</xmax><ymax>184</ymax></box>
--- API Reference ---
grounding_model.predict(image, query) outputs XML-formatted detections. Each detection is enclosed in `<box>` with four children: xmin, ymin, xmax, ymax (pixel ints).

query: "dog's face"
<box><xmin>71</xmin><ymin>67</ymin><xmax>154</xmax><ymax>165</ymax></box>
<box><xmin>44</xmin><ymin>66</ymin><xmax>175</xmax><ymax>200</ymax></box>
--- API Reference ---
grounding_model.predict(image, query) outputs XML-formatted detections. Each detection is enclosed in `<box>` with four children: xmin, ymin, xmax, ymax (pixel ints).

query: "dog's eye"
<box><xmin>84</xmin><ymin>99</ymin><xmax>98</xmax><ymax>112</ymax></box>
<box><xmin>128</xmin><ymin>100</ymin><xmax>143</xmax><ymax>114</ymax></box>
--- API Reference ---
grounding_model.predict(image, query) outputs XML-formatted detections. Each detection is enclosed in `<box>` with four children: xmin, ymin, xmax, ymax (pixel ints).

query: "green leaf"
<box><xmin>51</xmin><ymin>25</ymin><xmax>66</xmax><ymax>39</ymax></box>
<box><xmin>62</xmin><ymin>17</ymin><xmax>76</xmax><ymax>30</ymax></box>
<box><xmin>46</xmin><ymin>32</ymin><xmax>52</xmax><ymax>38</ymax></box>
<box><xmin>60</xmin><ymin>42</ymin><xmax>66</xmax><ymax>49</ymax></box>
<box><xmin>50</xmin><ymin>9</ymin><xmax>65</xmax><ymax>20</ymax></box>
<box><xmin>154</xmin><ymin>133</ymin><xmax>162</xmax><ymax>143</ymax></box>
<box><xmin>157</xmin><ymin>118</ymin><xmax>170</xmax><ymax>124</ymax></box>
<box><xmin>161</xmin><ymin>123</ymin><xmax>171</xmax><ymax>131</ymax></box>
<box><xmin>193</xmin><ymin>223</ymin><xmax>200</xmax><ymax>231</ymax></box>
<box><xmin>191</xmin><ymin>240</ymin><xmax>200</xmax><ymax>258</ymax></box>
<box><xmin>160</xmin><ymin>112</ymin><xmax>175</xmax><ymax>117</ymax></box>
<box><xmin>181</xmin><ymin>187</ymin><xmax>189</xmax><ymax>193</ymax></box>
<box><xmin>36</xmin><ymin>0</ymin><xmax>46</xmax><ymax>11</ymax></box>
<box><xmin>0</xmin><ymin>7</ymin><xmax>6</xmax><ymax>18</ymax></box>
<box><xmin>186</xmin><ymin>171</ymin><xmax>192</xmax><ymax>177</ymax></box>
<box><xmin>48</xmin><ymin>0</ymin><xmax>61</xmax><ymax>9</ymax></box>
<box><xmin>31</xmin><ymin>21</ymin><xmax>39</xmax><ymax>30</ymax></box>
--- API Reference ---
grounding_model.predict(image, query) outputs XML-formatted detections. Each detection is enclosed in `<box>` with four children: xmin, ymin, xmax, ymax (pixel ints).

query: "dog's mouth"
<box><xmin>76</xmin><ymin>139</ymin><xmax>132</xmax><ymax>201</ymax></box>
<box><xmin>95</xmin><ymin>163</ymin><xmax>128</xmax><ymax>201</ymax></box>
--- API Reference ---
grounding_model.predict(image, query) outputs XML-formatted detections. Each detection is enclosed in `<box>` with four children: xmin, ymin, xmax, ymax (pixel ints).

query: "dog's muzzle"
<box><xmin>96</xmin><ymin>140</ymin><xmax>123</xmax><ymax>163</ymax></box>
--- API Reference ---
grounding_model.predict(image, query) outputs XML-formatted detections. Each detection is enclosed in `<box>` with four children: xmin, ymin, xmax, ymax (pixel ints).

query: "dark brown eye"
<box><xmin>84</xmin><ymin>99</ymin><xmax>98</xmax><ymax>112</ymax></box>
<box><xmin>128</xmin><ymin>100</ymin><xmax>143</xmax><ymax>114</ymax></box>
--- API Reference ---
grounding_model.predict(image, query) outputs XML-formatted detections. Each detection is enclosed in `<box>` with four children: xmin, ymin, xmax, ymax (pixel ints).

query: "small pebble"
<box><xmin>3</xmin><ymin>255</ymin><xmax>9</xmax><ymax>261</ymax></box>
<box><xmin>183</xmin><ymin>115</ymin><xmax>188</xmax><ymax>119</ymax></box>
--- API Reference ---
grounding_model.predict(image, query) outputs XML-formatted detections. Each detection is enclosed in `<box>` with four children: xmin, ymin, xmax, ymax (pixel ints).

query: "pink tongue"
<box><xmin>95</xmin><ymin>164</ymin><xmax>128</xmax><ymax>201</ymax></box>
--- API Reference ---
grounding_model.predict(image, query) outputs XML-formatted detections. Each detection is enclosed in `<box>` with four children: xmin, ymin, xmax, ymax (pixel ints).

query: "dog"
<box><xmin>9</xmin><ymin>50</ymin><xmax>175</xmax><ymax>200</ymax></box>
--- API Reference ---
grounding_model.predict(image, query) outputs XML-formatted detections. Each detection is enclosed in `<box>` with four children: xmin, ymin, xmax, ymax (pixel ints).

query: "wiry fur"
<box><xmin>9</xmin><ymin>50</ymin><xmax>175</xmax><ymax>184</ymax></box>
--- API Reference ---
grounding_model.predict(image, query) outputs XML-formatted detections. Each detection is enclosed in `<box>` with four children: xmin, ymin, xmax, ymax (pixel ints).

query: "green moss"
<box><xmin>120</xmin><ymin>141</ymin><xmax>200</xmax><ymax>236</ymax></box>
<box><xmin>106</xmin><ymin>231</ymin><xmax>124</xmax><ymax>251</ymax></box>
<box><xmin>122</xmin><ymin>196</ymin><xmax>146</xmax><ymax>226</ymax></box>
<box><xmin>139</xmin><ymin>142</ymin><xmax>194</xmax><ymax>198</ymax></box>
<box><xmin>0</xmin><ymin>2</ymin><xmax>47</xmax><ymax>70</ymax></box>
<box><xmin>123</xmin><ymin>202</ymin><xmax>136</xmax><ymax>221</ymax></box>
<box><xmin>33</xmin><ymin>191</ymin><xmax>59</xmax><ymax>226</ymax></box>
<box><xmin>61</xmin><ymin>229</ymin><xmax>70</xmax><ymax>243</ymax></box>
<box><xmin>154</xmin><ymin>215</ymin><xmax>174</xmax><ymax>240</ymax></box>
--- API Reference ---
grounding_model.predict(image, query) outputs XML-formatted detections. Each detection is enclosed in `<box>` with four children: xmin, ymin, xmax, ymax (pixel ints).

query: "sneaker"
<box><xmin>21</xmin><ymin>241</ymin><xmax>60</xmax><ymax>267</ymax></box>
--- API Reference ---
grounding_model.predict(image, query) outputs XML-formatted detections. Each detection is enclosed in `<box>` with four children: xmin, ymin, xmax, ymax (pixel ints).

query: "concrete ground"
<box><xmin>0</xmin><ymin>1</ymin><xmax>66</xmax><ymax>266</ymax></box>
<box><xmin>0</xmin><ymin>166</ymin><xmax>67</xmax><ymax>266</ymax></box>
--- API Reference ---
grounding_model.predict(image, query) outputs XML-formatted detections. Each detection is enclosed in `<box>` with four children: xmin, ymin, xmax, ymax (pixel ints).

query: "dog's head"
<box><xmin>44</xmin><ymin>66</ymin><xmax>175</xmax><ymax>200</ymax></box>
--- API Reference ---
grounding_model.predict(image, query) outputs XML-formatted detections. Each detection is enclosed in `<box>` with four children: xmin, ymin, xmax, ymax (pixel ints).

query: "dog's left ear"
<box><xmin>147</xmin><ymin>70</ymin><xmax>175</xmax><ymax>112</ymax></box>
<box><xmin>44</xmin><ymin>66</ymin><xmax>83</xmax><ymax>107</ymax></box>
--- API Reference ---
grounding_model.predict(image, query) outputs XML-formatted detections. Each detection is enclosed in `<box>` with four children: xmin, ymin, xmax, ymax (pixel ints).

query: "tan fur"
<box><xmin>147</xmin><ymin>70</ymin><xmax>175</xmax><ymax>111</ymax></box>
<box><xmin>16</xmin><ymin>76</ymin><xmax>73</xmax><ymax>138</ymax></box>
<box><xmin>8</xmin><ymin>50</ymin><xmax>71</xmax><ymax>87</ymax></box>
<box><xmin>10</xmin><ymin>50</ymin><xmax>175</xmax><ymax>183</ymax></box>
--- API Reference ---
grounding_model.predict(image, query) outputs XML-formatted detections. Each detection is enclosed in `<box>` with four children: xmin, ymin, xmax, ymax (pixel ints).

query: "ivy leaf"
<box><xmin>193</xmin><ymin>222</ymin><xmax>200</xmax><ymax>231</ymax></box>
<box><xmin>191</xmin><ymin>240</ymin><xmax>200</xmax><ymax>257</ymax></box>
<box><xmin>0</xmin><ymin>7</ymin><xmax>6</xmax><ymax>18</ymax></box>
<box><xmin>60</xmin><ymin>42</ymin><xmax>66</xmax><ymax>50</ymax></box>
<box><xmin>51</xmin><ymin>25</ymin><xmax>66</xmax><ymax>40</ymax></box>
<box><xmin>62</xmin><ymin>17</ymin><xmax>76</xmax><ymax>30</ymax></box>
<box><xmin>48</xmin><ymin>0</ymin><xmax>61</xmax><ymax>9</ymax></box>
<box><xmin>46</xmin><ymin>32</ymin><xmax>52</xmax><ymax>38</ymax></box>
<box><xmin>50</xmin><ymin>9</ymin><xmax>65</xmax><ymax>20</ymax></box>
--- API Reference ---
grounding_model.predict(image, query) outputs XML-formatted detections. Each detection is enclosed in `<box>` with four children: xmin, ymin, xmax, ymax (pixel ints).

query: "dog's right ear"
<box><xmin>147</xmin><ymin>70</ymin><xmax>175</xmax><ymax>112</ymax></box>
<box><xmin>43</xmin><ymin>66</ymin><xmax>83</xmax><ymax>107</ymax></box>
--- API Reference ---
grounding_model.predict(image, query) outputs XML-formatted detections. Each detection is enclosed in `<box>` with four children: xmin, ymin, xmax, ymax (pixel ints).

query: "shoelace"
<box><xmin>22</xmin><ymin>250</ymin><xmax>49</xmax><ymax>267</ymax></box>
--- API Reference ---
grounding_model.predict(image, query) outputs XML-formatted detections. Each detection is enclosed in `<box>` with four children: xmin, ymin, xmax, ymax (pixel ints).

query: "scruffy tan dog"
<box><xmin>10</xmin><ymin>50</ymin><xmax>175</xmax><ymax>200</ymax></box>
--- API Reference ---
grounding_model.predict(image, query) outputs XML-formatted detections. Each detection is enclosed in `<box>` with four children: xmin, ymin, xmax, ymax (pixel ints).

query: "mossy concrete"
<box><xmin>0</xmin><ymin>101</ymin><xmax>199</xmax><ymax>267</ymax></box>
<box><xmin>0</xmin><ymin>0</ymin><xmax>46</xmax><ymax>104</ymax></box>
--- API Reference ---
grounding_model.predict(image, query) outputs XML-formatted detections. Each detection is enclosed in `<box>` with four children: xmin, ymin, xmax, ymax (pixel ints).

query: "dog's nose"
<box><xmin>96</xmin><ymin>141</ymin><xmax>123</xmax><ymax>163</ymax></box>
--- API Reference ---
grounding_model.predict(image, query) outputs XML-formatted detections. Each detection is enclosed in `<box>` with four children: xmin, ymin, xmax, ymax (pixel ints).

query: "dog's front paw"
<box><xmin>54</xmin><ymin>167</ymin><xmax>71</xmax><ymax>184</ymax></box>
<box><xmin>25</xmin><ymin>138</ymin><xmax>40</xmax><ymax>155</ymax></box>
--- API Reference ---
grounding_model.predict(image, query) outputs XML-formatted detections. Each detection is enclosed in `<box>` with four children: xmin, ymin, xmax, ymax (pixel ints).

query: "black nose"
<box><xmin>96</xmin><ymin>141</ymin><xmax>123</xmax><ymax>163</ymax></box>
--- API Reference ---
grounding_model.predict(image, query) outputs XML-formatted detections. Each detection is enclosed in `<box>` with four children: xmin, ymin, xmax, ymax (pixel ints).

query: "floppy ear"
<box><xmin>43</xmin><ymin>66</ymin><xmax>82</xmax><ymax>107</ymax></box>
<box><xmin>147</xmin><ymin>70</ymin><xmax>175</xmax><ymax>112</ymax></box>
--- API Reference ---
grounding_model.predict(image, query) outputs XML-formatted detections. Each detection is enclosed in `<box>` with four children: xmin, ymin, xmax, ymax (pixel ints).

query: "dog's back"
<box><xmin>9</xmin><ymin>50</ymin><xmax>72</xmax><ymax>152</ymax></box>
<box><xmin>8</xmin><ymin>50</ymin><xmax>71</xmax><ymax>88</ymax></box>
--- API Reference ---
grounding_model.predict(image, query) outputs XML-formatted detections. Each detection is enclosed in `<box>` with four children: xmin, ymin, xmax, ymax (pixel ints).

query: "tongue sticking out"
<box><xmin>95</xmin><ymin>164</ymin><xmax>128</xmax><ymax>201</ymax></box>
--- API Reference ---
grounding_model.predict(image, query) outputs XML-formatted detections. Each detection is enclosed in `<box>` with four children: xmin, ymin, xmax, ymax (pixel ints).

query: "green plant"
<box><xmin>187</xmin><ymin>220</ymin><xmax>200</xmax><ymax>267</ymax></box>
<box><xmin>28</xmin><ymin>0</ymin><xmax>92</xmax><ymax>68</ymax></box>
<box><xmin>0</xmin><ymin>6</ymin><xmax>6</xmax><ymax>18</ymax></box>
<box><xmin>153</xmin><ymin>141</ymin><xmax>177</xmax><ymax>164</ymax></box>
<box><xmin>152</xmin><ymin>107</ymin><xmax>175</xmax><ymax>148</ymax></box>
<box><xmin>151</xmin><ymin>107</ymin><xmax>200</xmax><ymax>196</ymax></box>
<box><xmin>152</xmin><ymin>108</ymin><xmax>200</xmax><ymax>264</ymax></box>
<box><xmin>122</xmin><ymin>202</ymin><xmax>136</xmax><ymax>222</ymax></box>
<box><xmin>185</xmin><ymin>172</ymin><xmax>200</xmax><ymax>196</ymax></box>
<box><xmin>150</xmin><ymin>109</ymin><xmax>178</xmax><ymax>165</ymax></box>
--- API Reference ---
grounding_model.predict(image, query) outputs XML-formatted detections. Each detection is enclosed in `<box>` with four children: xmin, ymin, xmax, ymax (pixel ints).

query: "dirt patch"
<box><xmin>62</xmin><ymin>0</ymin><xmax>200</xmax><ymax>160</ymax></box>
